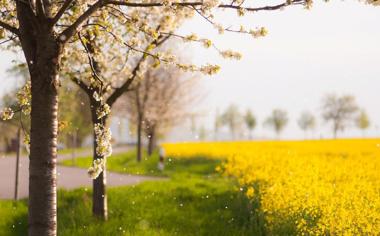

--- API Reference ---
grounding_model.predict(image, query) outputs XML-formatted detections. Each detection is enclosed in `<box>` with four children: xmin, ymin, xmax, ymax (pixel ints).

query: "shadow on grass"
<box><xmin>164</xmin><ymin>156</ymin><xmax>221</xmax><ymax>177</ymax></box>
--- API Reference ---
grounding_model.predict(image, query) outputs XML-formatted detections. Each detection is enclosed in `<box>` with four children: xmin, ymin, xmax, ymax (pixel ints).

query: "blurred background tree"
<box><xmin>264</xmin><ymin>109</ymin><xmax>288</xmax><ymax>139</ymax></box>
<box><xmin>321</xmin><ymin>94</ymin><xmax>359</xmax><ymax>138</ymax></box>
<box><xmin>356</xmin><ymin>109</ymin><xmax>370</xmax><ymax>137</ymax></box>
<box><xmin>244</xmin><ymin>109</ymin><xmax>257</xmax><ymax>139</ymax></box>
<box><xmin>297</xmin><ymin>111</ymin><xmax>316</xmax><ymax>139</ymax></box>
<box><xmin>214</xmin><ymin>110</ymin><xmax>223</xmax><ymax>141</ymax></box>
<box><xmin>59</xmin><ymin>82</ymin><xmax>92</xmax><ymax>149</ymax></box>
<box><xmin>117</xmin><ymin>64</ymin><xmax>200</xmax><ymax>158</ymax></box>
<box><xmin>221</xmin><ymin>104</ymin><xmax>242</xmax><ymax>140</ymax></box>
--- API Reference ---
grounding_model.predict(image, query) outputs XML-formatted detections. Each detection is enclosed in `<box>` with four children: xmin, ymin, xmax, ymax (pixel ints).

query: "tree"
<box><xmin>62</xmin><ymin>14</ymin><xmax>175</xmax><ymax>219</ymax></box>
<box><xmin>198</xmin><ymin>126</ymin><xmax>207</xmax><ymax>141</ymax></box>
<box><xmin>214</xmin><ymin>109</ymin><xmax>223</xmax><ymax>141</ymax></box>
<box><xmin>356</xmin><ymin>109</ymin><xmax>370</xmax><ymax>136</ymax></box>
<box><xmin>297</xmin><ymin>111</ymin><xmax>316</xmax><ymax>138</ymax></box>
<box><xmin>264</xmin><ymin>109</ymin><xmax>288</xmax><ymax>138</ymax></box>
<box><xmin>119</xmin><ymin>64</ymin><xmax>199</xmax><ymax>157</ymax></box>
<box><xmin>143</xmin><ymin>68</ymin><xmax>199</xmax><ymax>155</ymax></box>
<box><xmin>321</xmin><ymin>94</ymin><xmax>359</xmax><ymax>138</ymax></box>
<box><xmin>0</xmin><ymin>0</ymin><xmax>332</xmax><ymax>234</ymax></box>
<box><xmin>244</xmin><ymin>109</ymin><xmax>256</xmax><ymax>139</ymax></box>
<box><xmin>221</xmin><ymin>104</ymin><xmax>242</xmax><ymax>140</ymax></box>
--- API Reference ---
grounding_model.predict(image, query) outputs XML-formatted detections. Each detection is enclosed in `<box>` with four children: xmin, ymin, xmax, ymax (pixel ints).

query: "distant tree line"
<box><xmin>212</xmin><ymin>94</ymin><xmax>371</xmax><ymax>140</ymax></box>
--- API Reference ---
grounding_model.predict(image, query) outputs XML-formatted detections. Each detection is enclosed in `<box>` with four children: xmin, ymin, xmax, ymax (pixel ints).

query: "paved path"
<box><xmin>0</xmin><ymin>146</ymin><xmax>162</xmax><ymax>200</ymax></box>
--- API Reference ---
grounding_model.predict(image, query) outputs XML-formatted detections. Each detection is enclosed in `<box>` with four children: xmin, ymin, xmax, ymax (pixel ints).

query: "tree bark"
<box><xmin>91</xmin><ymin>104</ymin><xmax>108</xmax><ymax>220</ymax></box>
<box><xmin>147</xmin><ymin>126</ymin><xmax>156</xmax><ymax>156</ymax></box>
<box><xmin>28</xmin><ymin>37</ymin><xmax>61</xmax><ymax>236</ymax></box>
<box><xmin>136</xmin><ymin>114</ymin><xmax>143</xmax><ymax>162</ymax></box>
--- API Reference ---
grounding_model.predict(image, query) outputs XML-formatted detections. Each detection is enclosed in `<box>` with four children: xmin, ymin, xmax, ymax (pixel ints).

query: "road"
<box><xmin>0</xmin><ymin>146</ymin><xmax>162</xmax><ymax>200</ymax></box>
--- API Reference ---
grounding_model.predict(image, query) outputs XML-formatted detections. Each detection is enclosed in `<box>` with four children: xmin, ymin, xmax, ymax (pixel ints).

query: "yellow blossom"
<box><xmin>162</xmin><ymin>139</ymin><xmax>380</xmax><ymax>235</ymax></box>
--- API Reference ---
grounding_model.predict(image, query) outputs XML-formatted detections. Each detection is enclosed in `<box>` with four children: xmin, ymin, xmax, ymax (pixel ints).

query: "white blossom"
<box><xmin>0</xmin><ymin>108</ymin><xmax>14</xmax><ymax>120</ymax></box>
<box><xmin>220</xmin><ymin>50</ymin><xmax>242</xmax><ymax>60</ymax></box>
<box><xmin>200</xmin><ymin>64</ymin><xmax>221</xmax><ymax>75</ymax></box>
<box><xmin>203</xmin><ymin>0</ymin><xmax>220</xmax><ymax>10</ymax></box>
<box><xmin>23</xmin><ymin>134</ymin><xmax>30</xmax><ymax>154</ymax></box>
<box><xmin>87</xmin><ymin>158</ymin><xmax>105</xmax><ymax>179</ymax></box>
<box><xmin>96</xmin><ymin>103</ymin><xmax>111</xmax><ymax>119</ymax></box>
<box><xmin>93</xmin><ymin>91</ymin><xmax>102</xmax><ymax>102</ymax></box>
<box><xmin>94</xmin><ymin>123</ymin><xmax>113</xmax><ymax>158</ymax></box>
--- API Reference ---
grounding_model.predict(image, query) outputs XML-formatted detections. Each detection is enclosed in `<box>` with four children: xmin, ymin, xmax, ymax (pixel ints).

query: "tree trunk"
<box><xmin>137</xmin><ymin>115</ymin><xmax>143</xmax><ymax>162</ymax></box>
<box><xmin>71</xmin><ymin>131</ymin><xmax>77</xmax><ymax>166</ymax></box>
<box><xmin>14</xmin><ymin>128</ymin><xmax>21</xmax><ymax>201</ymax></box>
<box><xmin>5</xmin><ymin>137</ymin><xmax>12</xmax><ymax>153</ymax></box>
<box><xmin>15</xmin><ymin>3</ymin><xmax>61</xmax><ymax>234</ymax></box>
<box><xmin>92</xmin><ymin>130</ymin><xmax>108</xmax><ymax>220</ymax></box>
<box><xmin>91</xmin><ymin>105</ymin><xmax>108</xmax><ymax>220</ymax></box>
<box><xmin>147</xmin><ymin>127</ymin><xmax>156</xmax><ymax>156</ymax></box>
<box><xmin>28</xmin><ymin>39</ymin><xmax>61</xmax><ymax>236</ymax></box>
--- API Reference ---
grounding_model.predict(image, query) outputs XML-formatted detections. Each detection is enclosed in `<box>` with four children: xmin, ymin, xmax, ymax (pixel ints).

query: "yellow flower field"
<box><xmin>163</xmin><ymin>139</ymin><xmax>380</xmax><ymax>235</ymax></box>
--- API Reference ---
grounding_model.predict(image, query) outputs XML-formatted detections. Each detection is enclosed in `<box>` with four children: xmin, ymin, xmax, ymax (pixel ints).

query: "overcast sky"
<box><xmin>1</xmin><ymin>0</ymin><xmax>379</xmax><ymax>140</ymax></box>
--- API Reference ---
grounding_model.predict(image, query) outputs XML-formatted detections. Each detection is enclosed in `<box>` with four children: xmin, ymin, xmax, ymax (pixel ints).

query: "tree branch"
<box><xmin>36</xmin><ymin>0</ymin><xmax>46</xmax><ymax>18</ymax></box>
<box><xmin>58</xmin><ymin>0</ymin><xmax>104</xmax><ymax>43</ymax></box>
<box><xmin>106</xmin><ymin>29</ymin><xmax>170</xmax><ymax>107</ymax></box>
<box><xmin>0</xmin><ymin>21</ymin><xmax>20</xmax><ymax>36</ymax></box>
<box><xmin>78</xmin><ymin>32</ymin><xmax>104</xmax><ymax>87</ymax></box>
<box><xmin>51</xmin><ymin>0</ymin><xmax>75</xmax><ymax>26</ymax></box>
<box><xmin>106</xmin><ymin>56</ymin><xmax>143</xmax><ymax>106</ymax></box>
<box><xmin>0</xmin><ymin>36</ymin><xmax>18</xmax><ymax>45</ymax></box>
<box><xmin>59</xmin><ymin>0</ymin><xmax>305</xmax><ymax>44</ymax></box>
<box><xmin>106</xmin><ymin>0</ymin><xmax>306</xmax><ymax>12</ymax></box>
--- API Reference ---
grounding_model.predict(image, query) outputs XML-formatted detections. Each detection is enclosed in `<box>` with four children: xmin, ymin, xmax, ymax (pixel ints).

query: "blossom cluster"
<box><xmin>249</xmin><ymin>27</ymin><xmax>269</xmax><ymax>38</ymax></box>
<box><xmin>96</xmin><ymin>103</ymin><xmax>111</xmax><ymax>119</ymax></box>
<box><xmin>16</xmin><ymin>81</ymin><xmax>32</xmax><ymax>115</ymax></box>
<box><xmin>202</xmin><ymin>0</ymin><xmax>221</xmax><ymax>12</ymax></box>
<box><xmin>94</xmin><ymin>123</ymin><xmax>112</xmax><ymax>158</ymax></box>
<box><xmin>87</xmin><ymin>123</ymin><xmax>112</xmax><ymax>179</ymax></box>
<box><xmin>0</xmin><ymin>80</ymin><xmax>31</xmax><ymax>121</ymax></box>
<box><xmin>87</xmin><ymin>158</ymin><xmax>105</xmax><ymax>179</ymax></box>
<box><xmin>200</xmin><ymin>64</ymin><xmax>221</xmax><ymax>75</ymax></box>
<box><xmin>23</xmin><ymin>134</ymin><xmax>30</xmax><ymax>153</ymax></box>
<box><xmin>220</xmin><ymin>50</ymin><xmax>242</xmax><ymax>60</ymax></box>
<box><xmin>0</xmin><ymin>107</ymin><xmax>14</xmax><ymax>120</ymax></box>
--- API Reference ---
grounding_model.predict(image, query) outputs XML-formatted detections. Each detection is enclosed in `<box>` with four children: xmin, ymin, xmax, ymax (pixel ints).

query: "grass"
<box><xmin>61</xmin><ymin>150</ymin><xmax>164</xmax><ymax>176</ymax></box>
<box><xmin>61</xmin><ymin>150</ymin><xmax>221</xmax><ymax>178</ymax></box>
<box><xmin>58</xmin><ymin>147</ymin><xmax>91</xmax><ymax>156</ymax></box>
<box><xmin>1</xmin><ymin>150</ymin><xmax>259</xmax><ymax>236</ymax></box>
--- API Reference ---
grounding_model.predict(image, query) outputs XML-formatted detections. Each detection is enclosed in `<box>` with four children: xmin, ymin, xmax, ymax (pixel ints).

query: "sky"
<box><xmin>1</xmin><ymin>1</ymin><xmax>380</xmax><ymax>141</ymax></box>
<box><xmin>172</xmin><ymin>0</ymin><xmax>380</xmax><ymax>140</ymax></box>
